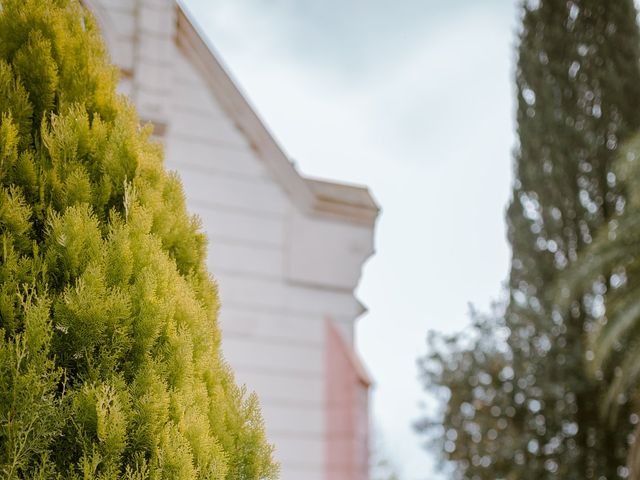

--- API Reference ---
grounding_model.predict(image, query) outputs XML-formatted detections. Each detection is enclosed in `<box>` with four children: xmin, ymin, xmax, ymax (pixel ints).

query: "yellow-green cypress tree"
<box><xmin>0</xmin><ymin>0</ymin><xmax>278</xmax><ymax>478</ymax></box>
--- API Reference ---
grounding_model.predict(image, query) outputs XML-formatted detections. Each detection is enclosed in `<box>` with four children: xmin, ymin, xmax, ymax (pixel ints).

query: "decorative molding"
<box><xmin>306</xmin><ymin>178</ymin><xmax>379</xmax><ymax>226</ymax></box>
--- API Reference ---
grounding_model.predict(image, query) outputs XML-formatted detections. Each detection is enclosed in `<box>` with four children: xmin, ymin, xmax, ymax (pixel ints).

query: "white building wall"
<box><xmin>167</xmin><ymin>48</ymin><xmax>329</xmax><ymax>478</ymax></box>
<box><xmin>85</xmin><ymin>2</ymin><xmax>375</xmax><ymax>479</ymax></box>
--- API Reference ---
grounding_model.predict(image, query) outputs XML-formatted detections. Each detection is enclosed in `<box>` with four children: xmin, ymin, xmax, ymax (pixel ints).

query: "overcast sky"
<box><xmin>179</xmin><ymin>1</ymin><xmax>520</xmax><ymax>478</ymax></box>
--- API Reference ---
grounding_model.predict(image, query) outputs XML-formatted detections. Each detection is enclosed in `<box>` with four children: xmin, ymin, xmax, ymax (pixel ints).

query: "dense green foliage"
<box><xmin>418</xmin><ymin>1</ymin><xmax>640</xmax><ymax>478</ymax></box>
<box><xmin>0</xmin><ymin>0</ymin><xmax>277</xmax><ymax>478</ymax></box>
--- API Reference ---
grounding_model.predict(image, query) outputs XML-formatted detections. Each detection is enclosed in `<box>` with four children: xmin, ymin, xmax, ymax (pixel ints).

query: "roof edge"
<box><xmin>175</xmin><ymin>4</ymin><xmax>315</xmax><ymax>205</ymax></box>
<box><xmin>175</xmin><ymin>3</ymin><xmax>379</xmax><ymax>227</ymax></box>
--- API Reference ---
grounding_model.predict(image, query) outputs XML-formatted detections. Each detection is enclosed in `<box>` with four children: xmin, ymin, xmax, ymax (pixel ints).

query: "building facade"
<box><xmin>84</xmin><ymin>1</ymin><xmax>379</xmax><ymax>478</ymax></box>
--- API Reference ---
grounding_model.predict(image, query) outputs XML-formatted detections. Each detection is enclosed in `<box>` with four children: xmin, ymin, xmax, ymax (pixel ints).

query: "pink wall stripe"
<box><xmin>326</xmin><ymin>319</ymin><xmax>370</xmax><ymax>480</ymax></box>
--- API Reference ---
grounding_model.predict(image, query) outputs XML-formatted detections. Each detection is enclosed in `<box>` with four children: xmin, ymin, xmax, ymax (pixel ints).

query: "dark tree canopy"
<box><xmin>419</xmin><ymin>1</ymin><xmax>640</xmax><ymax>478</ymax></box>
<box><xmin>0</xmin><ymin>0</ymin><xmax>277</xmax><ymax>478</ymax></box>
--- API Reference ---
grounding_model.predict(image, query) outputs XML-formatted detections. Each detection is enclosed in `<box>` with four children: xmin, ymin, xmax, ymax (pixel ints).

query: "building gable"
<box><xmin>82</xmin><ymin>1</ymin><xmax>379</xmax><ymax>478</ymax></box>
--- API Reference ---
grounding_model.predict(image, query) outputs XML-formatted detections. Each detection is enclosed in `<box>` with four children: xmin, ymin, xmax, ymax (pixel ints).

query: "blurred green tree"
<box><xmin>418</xmin><ymin>0</ymin><xmax>640</xmax><ymax>478</ymax></box>
<box><xmin>0</xmin><ymin>0</ymin><xmax>278</xmax><ymax>478</ymax></box>
<box><xmin>555</xmin><ymin>133</ymin><xmax>640</xmax><ymax>480</ymax></box>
